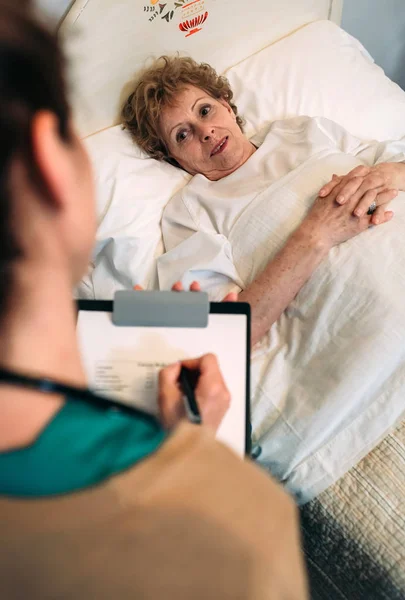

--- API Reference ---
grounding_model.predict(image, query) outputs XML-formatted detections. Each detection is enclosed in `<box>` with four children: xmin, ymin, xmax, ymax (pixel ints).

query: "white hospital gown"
<box><xmin>158</xmin><ymin>116</ymin><xmax>405</xmax><ymax>503</ymax></box>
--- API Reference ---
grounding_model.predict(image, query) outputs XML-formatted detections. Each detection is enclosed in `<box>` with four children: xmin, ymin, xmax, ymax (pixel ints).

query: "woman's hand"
<box><xmin>318</xmin><ymin>165</ymin><xmax>399</xmax><ymax>225</ymax></box>
<box><xmin>170</xmin><ymin>280</ymin><xmax>238</xmax><ymax>302</ymax></box>
<box><xmin>302</xmin><ymin>167</ymin><xmax>394</xmax><ymax>249</ymax></box>
<box><xmin>158</xmin><ymin>354</ymin><xmax>231</xmax><ymax>431</ymax></box>
<box><xmin>134</xmin><ymin>281</ymin><xmax>238</xmax><ymax>302</ymax></box>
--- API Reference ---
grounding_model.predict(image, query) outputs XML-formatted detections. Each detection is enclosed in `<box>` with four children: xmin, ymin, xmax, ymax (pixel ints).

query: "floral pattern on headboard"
<box><xmin>144</xmin><ymin>0</ymin><xmax>210</xmax><ymax>37</ymax></box>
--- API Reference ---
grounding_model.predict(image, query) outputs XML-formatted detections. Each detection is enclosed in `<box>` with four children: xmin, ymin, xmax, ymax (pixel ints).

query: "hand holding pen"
<box><xmin>158</xmin><ymin>354</ymin><xmax>231</xmax><ymax>432</ymax></box>
<box><xmin>135</xmin><ymin>279</ymin><xmax>236</xmax><ymax>431</ymax></box>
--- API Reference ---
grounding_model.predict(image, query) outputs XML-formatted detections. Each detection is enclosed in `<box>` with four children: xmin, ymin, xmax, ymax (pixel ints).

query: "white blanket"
<box><xmin>159</xmin><ymin>116</ymin><xmax>405</xmax><ymax>503</ymax></box>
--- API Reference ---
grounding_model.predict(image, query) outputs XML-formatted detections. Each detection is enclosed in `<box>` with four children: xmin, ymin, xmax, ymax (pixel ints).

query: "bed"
<box><xmin>60</xmin><ymin>1</ymin><xmax>405</xmax><ymax>595</ymax></box>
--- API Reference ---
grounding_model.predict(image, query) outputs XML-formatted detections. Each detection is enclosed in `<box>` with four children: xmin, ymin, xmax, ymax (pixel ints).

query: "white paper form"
<box><xmin>77</xmin><ymin>311</ymin><xmax>248</xmax><ymax>456</ymax></box>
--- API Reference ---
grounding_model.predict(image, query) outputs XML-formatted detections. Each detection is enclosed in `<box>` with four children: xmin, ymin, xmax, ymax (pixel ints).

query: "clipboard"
<box><xmin>77</xmin><ymin>291</ymin><xmax>251</xmax><ymax>456</ymax></box>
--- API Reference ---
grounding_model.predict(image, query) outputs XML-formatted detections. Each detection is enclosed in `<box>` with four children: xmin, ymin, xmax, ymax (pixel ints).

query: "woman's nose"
<box><xmin>201</xmin><ymin>127</ymin><xmax>215</xmax><ymax>142</ymax></box>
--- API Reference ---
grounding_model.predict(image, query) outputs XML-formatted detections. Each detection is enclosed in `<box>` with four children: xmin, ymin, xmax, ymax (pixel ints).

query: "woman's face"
<box><xmin>160</xmin><ymin>86</ymin><xmax>252</xmax><ymax>181</ymax></box>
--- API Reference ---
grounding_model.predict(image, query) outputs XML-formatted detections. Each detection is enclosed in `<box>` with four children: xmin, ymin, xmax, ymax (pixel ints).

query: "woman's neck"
<box><xmin>0</xmin><ymin>260</ymin><xmax>86</xmax><ymax>451</ymax></box>
<box><xmin>0</xmin><ymin>261</ymin><xmax>85</xmax><ymax>386</ymax></box>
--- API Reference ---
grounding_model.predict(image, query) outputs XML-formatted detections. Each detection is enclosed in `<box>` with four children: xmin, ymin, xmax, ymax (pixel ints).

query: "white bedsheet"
<box><xmin>159</xmin><ymin>116</ymin><xmax>405</xmax><ymax>503</ymax></box>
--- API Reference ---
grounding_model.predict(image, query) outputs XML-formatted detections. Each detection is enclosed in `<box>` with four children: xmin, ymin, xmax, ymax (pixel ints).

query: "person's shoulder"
<box><xmin>165</xmin><ymin>172</ymin><xmax>211</xmax><ymax>209</ymax></box>
<box><xmin>263</xmin><ymin>115</ymin><xmax>347</xmax><ymax>147</ymax></box>
<box><xmin>270</xmin><ymin>115</ymin><xmax>325</xmax><ymax>135</ymax></box>
<box><xmin>251</xmin><ymin>116</ymin><xmax>317</xmax><ymax>147</ymax></box>
<box><xmin>162</xmin><ymin>178</ymin><xmax>201</xmax><ymax>229</ymax></box>
<box><xmin>164</xmin><ymin>181</ymin><xmax>189</xmax><ymax>212</ymax></box>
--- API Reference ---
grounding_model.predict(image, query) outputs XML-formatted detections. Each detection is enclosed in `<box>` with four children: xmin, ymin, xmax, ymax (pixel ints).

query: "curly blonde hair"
<box><xmin>122</xmin><ymin>56</ymin><xmax>244</xmax><ymax>165</ymax></box>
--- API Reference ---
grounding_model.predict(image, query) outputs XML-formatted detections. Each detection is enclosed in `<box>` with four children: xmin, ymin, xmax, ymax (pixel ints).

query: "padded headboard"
<box><xmin>60</xmin><ymin>0</ymin><xmax>344</xmax><ymax>138</ymax></box>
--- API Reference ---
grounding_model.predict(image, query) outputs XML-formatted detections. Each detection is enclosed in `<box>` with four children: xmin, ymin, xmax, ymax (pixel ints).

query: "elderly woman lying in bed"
<box><xmin>122</xmin><ymin>56</ymin><xmax>405</xmax><ymax>502</ymax></box>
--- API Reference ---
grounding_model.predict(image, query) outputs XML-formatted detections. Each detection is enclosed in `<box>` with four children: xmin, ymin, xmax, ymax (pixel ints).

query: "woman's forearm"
<box><xmin>240</xmin><ymin>160</ymin><xmax>401</xmax><ymax>346</ymax></box>
<box><xmin>239</xmin><ymin>226</ymin><xmax>330</xmax><ymax>346</ymax></box>
<box><xmin>374</xmin><ymin>162</ymin><xmax>405</xmax><ymax>191</ymax></box>
<box><xmin>395</xmin><ymin>163</ymin><xmax>405</xmax><ymax>191</ymax></box>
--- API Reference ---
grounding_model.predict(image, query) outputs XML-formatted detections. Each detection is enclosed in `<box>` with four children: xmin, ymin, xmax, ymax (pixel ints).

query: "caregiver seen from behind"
<box><xmin>123</xmin><ymin>56</ymin><xmax>405</xmax><ymax>502</ymax></box>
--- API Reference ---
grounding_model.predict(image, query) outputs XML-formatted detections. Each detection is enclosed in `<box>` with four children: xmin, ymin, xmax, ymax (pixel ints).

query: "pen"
<box><xmin>179</xmin><ymin>366</ymin><xmax>202</xmax><ymax>425</ymax></box>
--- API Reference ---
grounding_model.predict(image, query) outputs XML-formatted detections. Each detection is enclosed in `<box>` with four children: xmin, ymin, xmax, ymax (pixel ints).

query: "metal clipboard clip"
<box><xmin>112</xmin><ymin>290</ymin><xmax>209</xmax><ymax>328</ymax></box>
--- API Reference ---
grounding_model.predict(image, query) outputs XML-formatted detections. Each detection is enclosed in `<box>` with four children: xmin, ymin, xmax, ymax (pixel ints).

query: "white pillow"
<box><xmin>226</xmin><ymin>20</ymin><xmax>405</xmax><ymax>142</ymax></box>
<box><xmin>78</xmin><ymin>19</ymin><xmax>405</xmax><ymax>299</ymax></box>
<box><xmin>78</xmin><ymin>126</ymin><xmax>190</xmax><ymax>299</ymax></box>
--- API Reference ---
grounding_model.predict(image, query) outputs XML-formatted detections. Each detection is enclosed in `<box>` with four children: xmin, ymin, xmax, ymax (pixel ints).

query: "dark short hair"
<box><xmin>0</xmin><ymin>1</ymin><xmax>70</xmax><ymax>317</ymax></box>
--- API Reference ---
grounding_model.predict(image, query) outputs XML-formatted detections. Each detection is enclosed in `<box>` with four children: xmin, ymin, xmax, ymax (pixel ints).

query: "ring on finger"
<box><xmin>367</xmin><ymin>201</ymin><xmax>377</xmax><ymax>215</ymax></box>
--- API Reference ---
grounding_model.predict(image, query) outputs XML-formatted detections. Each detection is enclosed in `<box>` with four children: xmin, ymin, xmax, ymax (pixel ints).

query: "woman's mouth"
<box><xmin>210</xmin><ymin>136</ymin><xmax>229</xmax><ymax>157</ymax></box>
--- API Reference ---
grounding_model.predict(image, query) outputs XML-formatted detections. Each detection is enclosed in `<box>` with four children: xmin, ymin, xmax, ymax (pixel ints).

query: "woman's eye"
<box><xmin>200</xmin><ymin>105</ymin><xmax>211</xmax><ymax>117</ymax></box>
<box><xmin>176</xmin><ymin>130</ymin><xmax>188</xmax><ymax>143</ymax></box>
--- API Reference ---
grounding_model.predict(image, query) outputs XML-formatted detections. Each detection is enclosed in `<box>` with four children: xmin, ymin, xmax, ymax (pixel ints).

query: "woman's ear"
<box><xmin>31</xmin><ymin>110</ymin><xmax>73</xmax><ymax>208</ymax></box>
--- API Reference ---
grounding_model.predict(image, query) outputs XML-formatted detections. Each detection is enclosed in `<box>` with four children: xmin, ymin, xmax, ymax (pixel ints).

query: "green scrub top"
<box><xmin>0</xmin><ymin>397</ymin><xmax>167</xmax><ymax>497</ymax></box>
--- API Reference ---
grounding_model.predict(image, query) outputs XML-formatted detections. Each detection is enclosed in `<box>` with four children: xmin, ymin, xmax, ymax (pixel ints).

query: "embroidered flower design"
<box><xmin>144</xmin><ymin>0</ymin><xmax>209</xmax><ymax>36</ymax></box>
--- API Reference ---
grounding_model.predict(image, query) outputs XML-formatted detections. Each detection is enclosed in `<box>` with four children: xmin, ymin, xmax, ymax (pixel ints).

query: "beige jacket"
<box><xmin>0</xmin><ymin>423</ymin><xmax>308</xmax><ymax>599</ymax></box>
